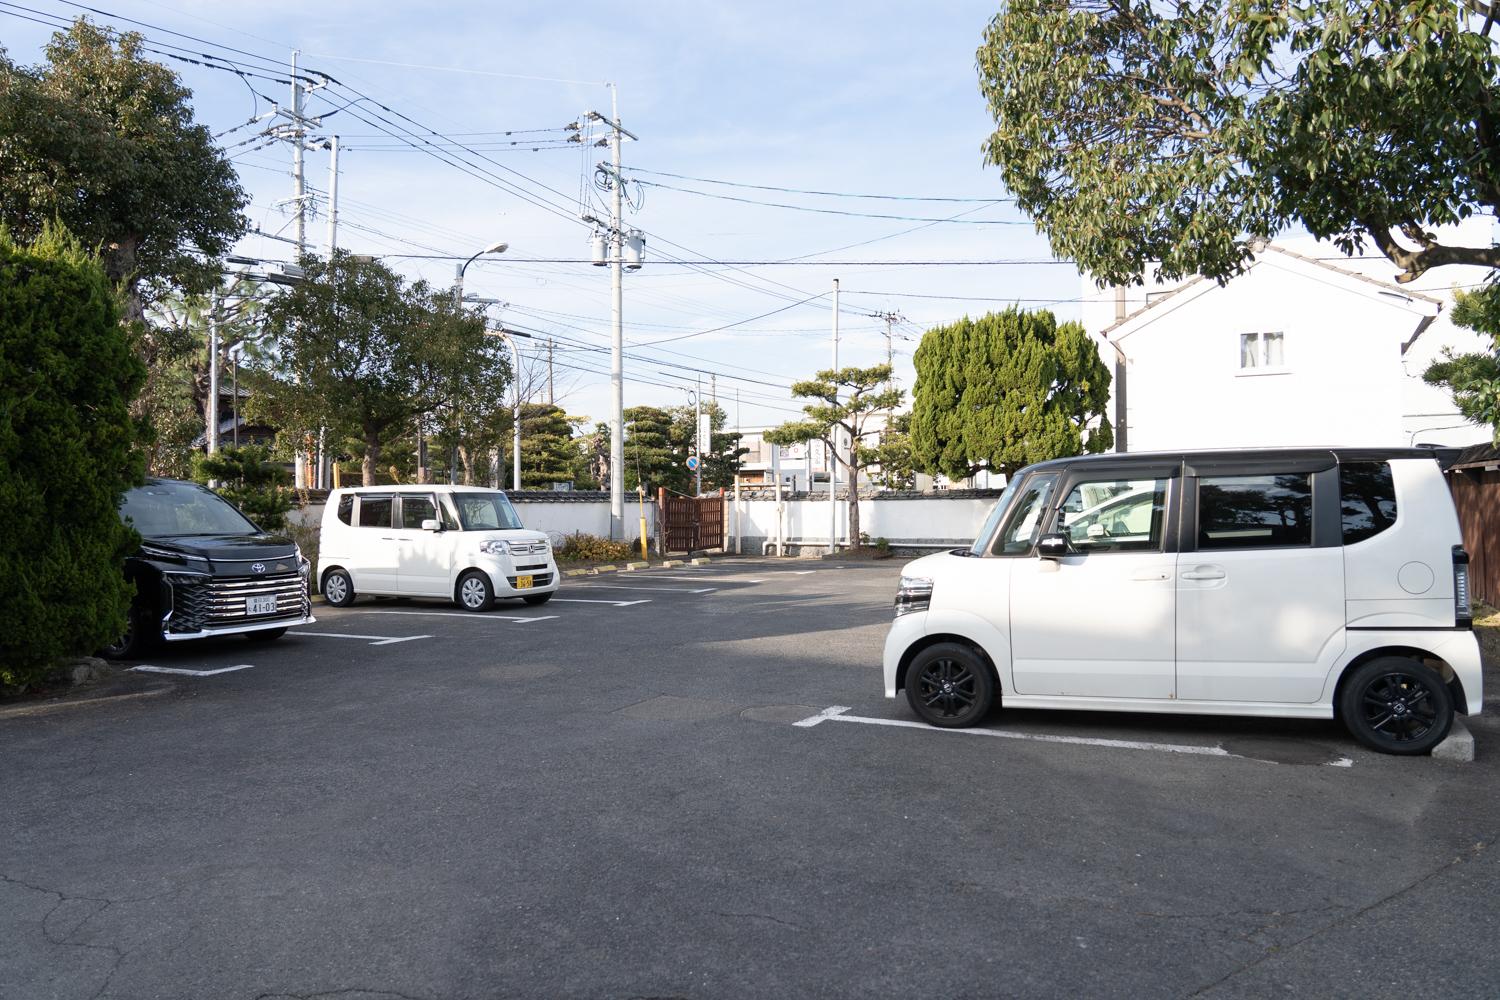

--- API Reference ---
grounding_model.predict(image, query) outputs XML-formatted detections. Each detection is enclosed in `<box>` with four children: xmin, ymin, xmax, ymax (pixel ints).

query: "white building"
<box><xmin>1081</xmin><ymin>228</ymin><xmax>1495</xmax><ymax>452</ymax></box>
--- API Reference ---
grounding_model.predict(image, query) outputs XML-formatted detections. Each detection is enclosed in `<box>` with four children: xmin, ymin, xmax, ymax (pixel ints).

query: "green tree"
<box><xmin>248</xmin><ymin>253</ymin><xmax>508</xmax><ymax>486</ymax></box>
<box><xmin>0</xmin><ymin>226</ymin><xmax>145</xmax><ymax>691</ymax></box>
<box><xmin>1425</xmin><ymin>285</ymin><xmax>1500</xmax><ymax>440</ymax></box>
<box><xmin>977</xmin><ymin>1</ymin><xmax>1500</xmax><ymax>287</ymax></box>
<box><xmin>624</xmin><ymin>405</ymin><xmax>680</xmax><ymax>493</ymax></box>
<box><xmin>766</xmin><ymin>365</ymin><xmax>903</xmax><ymax>551</ymax></box>
<box><xmin>868</xmin><ymin>412</ymin><xmax>916</xmax><ymax>491</ymax></box>
<box><xmin>0</xmin><ymin>20</ymin><xmax>247</xmax><ymax>319</ymax></box>
<box><xmin>519</xmin><ymin>404</ymin><xmax>584</xmax><ymax>487</ymax></box>
<box><xmin>910</xmin><ymin>309</ymin><xmax>1111</xmax><ymax>481</ymax></box>
<box><xmin>194</xmin><ymin>445</ymin><xmax>295</xmax><ymax>533</ymax></box>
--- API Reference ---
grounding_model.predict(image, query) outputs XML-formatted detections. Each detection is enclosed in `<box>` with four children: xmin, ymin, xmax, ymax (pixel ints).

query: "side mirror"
<box><xmin>420</xmin><ymin>518</ymin><xmax>441</xmax><ymax>532</ymax></box>
<box><xmin>1037</xmin><ymin>533</ymin><xmax>1069</xmax><ymax>559</ymax></box>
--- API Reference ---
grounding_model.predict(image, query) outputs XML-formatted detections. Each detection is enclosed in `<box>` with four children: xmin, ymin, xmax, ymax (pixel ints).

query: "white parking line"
<box><xmin>794</xmin><ymin>706</ymin><xmax>1352</xmax><ymax>766</ymax></box>
<box><xmin>288</xmin><ymin>631</ymin><xmax>432</xmax><ymax>645</ymax></box>
<box><xmin>357</xmin><ymin>611</ymin><xmax>559</xmax><ymax>623</ymax></box>
<box><xmin>649</xmin><ymin>575</ymin><xmax>765</xmax><ymax>584</ymax></box>
<box><xmin>571</xmin><ymin>584</ymin><xmax>717</xmax><ymax>594</ymax></box>
<box><xmin>130</xmin><ymin>664</ymin><xmax>255</xmax><ymax>677</ymax></box>
<box><xmin>546</xmin><ymin>598</ymin><xmax>652</xmax><ymax>607</ymax></box>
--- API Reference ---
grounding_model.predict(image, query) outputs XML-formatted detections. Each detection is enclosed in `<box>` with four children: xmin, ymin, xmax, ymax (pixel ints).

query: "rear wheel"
<box><xmin>1339</xmin><ymin>656</ymin><xmax>1453</xmax><ymax>756</ymax></box>
<box><xmin>905</xmin><ymin>642</ymin><xmax>995</xmax><ymax>728</ymax></box>
<box><xmin>322</xmin><ymin>569</ymin><xmax>355</xmax><ymax>608</ymax></box>
<box><xmin>457</xmin><ymin>570</ymin><xmax>494</xmax><ymax>612</ymax></box>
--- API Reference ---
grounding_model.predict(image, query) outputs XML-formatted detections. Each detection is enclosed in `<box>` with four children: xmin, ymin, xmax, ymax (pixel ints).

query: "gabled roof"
<box><xmin>1101</xmin><ymin>242</ymin><xmax>1445</xmax><ymax>344</ymax></box>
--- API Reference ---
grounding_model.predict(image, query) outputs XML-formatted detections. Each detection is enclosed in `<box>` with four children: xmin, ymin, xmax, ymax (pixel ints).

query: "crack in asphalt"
<box><xmin>0</xmin><ymin>871</ymin><xmax>125</xmax><ymax>999</ymax></box>
<box><xmin>1184</xmin><ymin>835</ymin><xmax>1496</xmax><ymax>997</ymax></box>
<box><xmin>711</xmin><ymin>909</ymin><xmax>809</xmax><ymax>931</ymax></box>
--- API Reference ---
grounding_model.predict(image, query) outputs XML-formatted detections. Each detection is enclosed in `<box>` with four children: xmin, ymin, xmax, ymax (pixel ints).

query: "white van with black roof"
<box><xmin>883</xmin><ymin>447</ymin><xmax>1481</xmax><ymax>755</ymax></box>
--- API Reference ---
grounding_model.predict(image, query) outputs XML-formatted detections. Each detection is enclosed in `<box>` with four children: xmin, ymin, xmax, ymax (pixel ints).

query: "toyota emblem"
<box><xmin>251</xmin><ymin>562</ymin><xmax>266</xmax><ymax>574</ymax></box>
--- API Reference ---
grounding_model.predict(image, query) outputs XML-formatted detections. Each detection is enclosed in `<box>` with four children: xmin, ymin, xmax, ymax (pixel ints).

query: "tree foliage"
<box><xmin>910</xmin><ymin>309</ymin><xmax>1111</xmax><ymax>481</ymax></box>
<box><xmin>247</xmin><ymin>253</ymin><xmax>509</xmax><ymax>486</ymax></box>
<box><xmin>767</xmin><ymin>365</ymin><xmax>902</xmax><ymax>550</ymax></box>
<box><xmin>194</xmin><ymin>445</ymin><xmax>295</xmax><ymax>533</ymax></box>
<box><xmin>1424</xmin><ymin>284</ymin><xmax>1500</xmax><ymax>441</ymax></box>
<box><xmin>624</xmin><ymin>402</ymin><xmax>746</xmax><ymax>495</ymax></box>
<box><xmin>0</xmin><ymin>20</ymin><xmax>246</xmax><ymax>316</ymax></box>
<box><xmin>518</xmin><ymin>404</ymin><xmax>584</xmax><ymax>487</ymax></box>
<box><xmin>978</xmin><ymin>1</ymin><xmax>1500</xmax><ymax>286</ymax></box>
<box><xmin>0</xmin><ymin>226</ymin><xmax>145</xmax><ymax>691</ymax></box>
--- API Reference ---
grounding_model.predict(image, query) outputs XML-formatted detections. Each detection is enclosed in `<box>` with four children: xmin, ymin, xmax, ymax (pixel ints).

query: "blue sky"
<box><xmin>2</xmin><ymin>0</ymin><xmax>1084</xmax><ymax>429</ymax></box>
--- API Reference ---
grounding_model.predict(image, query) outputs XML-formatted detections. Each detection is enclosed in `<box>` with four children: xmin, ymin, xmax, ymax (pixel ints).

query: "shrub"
<box><xmin>555</xmin><ymin>532</ymin><xmax>634</xmax><ymax>564</ymax></box>
<box><xmin>0</xmin><ymin>226</ymin><xmax>145</xmax><ymax>693</ymax></box>
<box><xmin>194</xmin><ymin>444</ymin><xmax>297</xmax><ymax>532</ymax></box>
<box><xmin>282</xmin><ymin>518</ymin><xmax>320</xmax><ymax>592</ymax></box>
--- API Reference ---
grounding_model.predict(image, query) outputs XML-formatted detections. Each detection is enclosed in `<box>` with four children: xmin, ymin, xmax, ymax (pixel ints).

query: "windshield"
<box><xmin>968</xmin><ymin>475</ymin><xmax>1022</xmax><ymax>556</ymax></box>
<box><xmin>120</xmin><ymin>481</ymin><xmax>259</xmax><ymax>536</ymax></box>
<box><xmin>451</xmin><ymin>492</ymin><xmax>524</xmax><ymax>531</ymax></box>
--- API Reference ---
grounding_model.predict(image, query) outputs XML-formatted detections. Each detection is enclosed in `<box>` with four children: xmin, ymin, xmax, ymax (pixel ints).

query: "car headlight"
<box><xmin>894</xmin><ymin>575</ymin><xmax>933</xmax><ymax>618</ymax></box>
<box><xmin>295</xmin><ymin>544</ymin><xmax>310</xmax><ymax>577</ymax></box>
<box><xmin>478</xmin><ymin>539</ymin><xmax>511</xmax><ymax>556</ymax></box>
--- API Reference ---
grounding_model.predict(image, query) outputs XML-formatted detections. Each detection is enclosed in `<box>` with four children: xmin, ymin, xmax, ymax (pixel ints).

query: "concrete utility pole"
<box><xmin>325</xmin><ymin>135</ymin><xmax>339</xmax><ymax>255</ymax></box>
<box><xmin>695</xmin><ymin>378</ymin><xmax>703</xmax><ymax>496</ymax></box>
<box><xmin>609</xmin><ymin>85</ymin><xmax>626</xmax><ymax>538</ymax></box>
<box><xmin>829</xmin><ymin>277</ymin><xmax>840</xmax><ymax>553</ymax></box>
<box><xmin>291</xmin><ymin>51</ymin><xmax>307</xmax><ymax>255</ymax></box>
<box><xmin>547</xmin><ymin>339</ymin><xmax>555</xmax><ymax>405</ymax></box>
<box><xmin>207</xmin><ymin>287</ymin><xmax>220</xmax><ymax>458</ymax></box>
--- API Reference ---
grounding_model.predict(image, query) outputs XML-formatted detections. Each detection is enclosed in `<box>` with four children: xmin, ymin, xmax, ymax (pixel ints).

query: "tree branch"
<box><xmin>1359</xmin><ymin>218</ymin><xmax>1500</xmax><ymax>283</ymax></box>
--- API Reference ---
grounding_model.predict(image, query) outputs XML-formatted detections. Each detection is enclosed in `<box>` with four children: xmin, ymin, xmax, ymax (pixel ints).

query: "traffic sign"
<box><xmin>686</xmin><ymin>456</ymin><xmax>700</xmax><ymax>471</ymax></box>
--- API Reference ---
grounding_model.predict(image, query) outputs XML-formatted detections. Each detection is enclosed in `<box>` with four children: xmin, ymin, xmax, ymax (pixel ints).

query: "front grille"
<box><xmin>168</xmin><ymin>572</ymin><xmax>309</xmax><ymax>634</ymax></box>
<box><xmin>516</xmin><ymin>562</ymin><xmax>547</xmax><ymax>571</ymax></box>
<box><xmin>509</xmin><ymin>541</ymin><xmax>549</xmax><ymax>556</ymax></box>
<box><xmin>509</xmin><ymin>572</ymin><xmax>554</xmax><ymax>588</ymax></box>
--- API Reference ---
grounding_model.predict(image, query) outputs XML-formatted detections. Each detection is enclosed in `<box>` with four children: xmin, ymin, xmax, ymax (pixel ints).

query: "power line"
<box><xmin>627</xmin><ymin>167</ymin><xmax>1014</xmax><ymax>203</ymax></box>
<box><xmin>634</xmin><ymin>179</ymin><xmax>1030</xmax><ymax>225</ymax></box>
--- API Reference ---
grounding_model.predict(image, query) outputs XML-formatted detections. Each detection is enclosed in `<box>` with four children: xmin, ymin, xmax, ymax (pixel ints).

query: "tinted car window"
<box><xmin>358</xmin><ymin>496</ymin><xmax>394</xmax><ymax>528</ymax></box>
<box><xmin>1341</xmin><ymin>462</ymin><xmax>1398</xmax><ymax>544</ymax></box>
<box><xmin>120</xmin><ymin>481</ymin><xmax>258</xmax><ymax>536</ymax></box>
<box><xmin>1198</xmin><ymin>474</ymin><xmax>1312</xmax><ymax>549</ymax></box>
<box><xmin>401</xmin><ymin>495</ymin><xmax>437</xmax><ymax>529</ymax></box>
<box><xmin>337</xmin><ymin>494</ymin><xmax>354</xmax><ymax>525</ymax></box>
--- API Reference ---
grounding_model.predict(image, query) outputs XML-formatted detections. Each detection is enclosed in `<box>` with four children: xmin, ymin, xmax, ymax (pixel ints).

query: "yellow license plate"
<box><xmin>516</xmin><ymin>575</ymin><xmax>534</xmax><ymax>590</ymax></box>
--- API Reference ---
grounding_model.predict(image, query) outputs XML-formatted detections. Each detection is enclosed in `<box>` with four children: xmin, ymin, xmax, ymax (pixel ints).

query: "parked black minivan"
<box><xmin>103</xmin><ymin>478</ymin><xmax>315</xmax><ymax>658</ymax></box>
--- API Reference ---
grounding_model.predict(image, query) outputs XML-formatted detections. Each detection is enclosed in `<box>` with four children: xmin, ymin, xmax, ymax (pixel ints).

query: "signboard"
<box><xmin>686</xmin><ymin>456</ymin><xmax>700</xmax><ymax>472</ymax></box>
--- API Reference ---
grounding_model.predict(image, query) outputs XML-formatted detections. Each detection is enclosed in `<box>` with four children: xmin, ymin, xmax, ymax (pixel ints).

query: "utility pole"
<box><xmin>829</xmin><ymin>278</ymin><xmax>840</xmax><ymax>553</ymax></box>
<box><xmin>608</xmin><ymin>86</ymin><xmax>626</xmax><ymax>537</ymax></box>
<box><xmin>325</xmin><ymin>135</ymin><xmax>339</xmax><ymax>255</ymax></box>
<box><xmin>291</xmin><ymin>51</ymin><xmax>306</xmax><ymax>255</ymax></box>
<box><xmin>547</xmin><ymin>339</ymin><xmax>555</xmax><ymax>405</ymax></box>
<box><xmin>207</xmin><ymin>287</ymin><xmax>220</xmax><ymax>458</ymax></box>
<box><xmin>695</xmin><ymin>377</ymin><xmax>703</xmax><ymax>496</ymax></box>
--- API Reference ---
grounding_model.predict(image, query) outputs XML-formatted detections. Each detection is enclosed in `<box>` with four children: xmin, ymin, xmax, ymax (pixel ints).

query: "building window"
<box><xmin>1239</xmin><ymin>331</ymin><xmax>1285</xmax><ymax>370</ymax></box>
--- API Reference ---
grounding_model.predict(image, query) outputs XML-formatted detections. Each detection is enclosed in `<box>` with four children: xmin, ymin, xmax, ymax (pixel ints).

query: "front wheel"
<box><xmin>1339</xmin><ymin>657</ymin><xmax>1453</xmax><ymax>756</ymax></box>
<box><xmin>457</xmin><ymin>570</ymin><xmax>494</xmax><ymax>612</ymax></box>
<box><xmin>522</xmin><ymin>592</ymin><xmax>554</xmax><ymax>606</ymax></box>
<box><xmin>322</xmin><ymin>569</ymin><xmax>355</xmax><ymax>608</ymax></box>
<box><xmin>100</xmin><ymin>596</ymin><xmax>160</xmax><ymax>660</ymax></box>
<box><xmin>905</xmin><ymin>642</ymin><xmax>996</xmax><ymax>728</ymax></box>
<box><xmin>244</xmin><ymin>627</ymin><xmax>288</xmax><ymax>643</ymax></box>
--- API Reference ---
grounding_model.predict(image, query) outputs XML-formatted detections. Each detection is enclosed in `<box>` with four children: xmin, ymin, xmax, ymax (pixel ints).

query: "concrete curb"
<box><xmin>562</xmin><ymin>568</ymin><xmax>597</xmax><ymax>577</ymax></box>
<box><xmin>661</xmin><ymin>560</ymin><xmax>683</xmax><ymax>568</ymax></box>
<box><xmin>0</xmin><ymin>681</ymin><xmax>174</xmax><ymax>720</ymax></box>
<box><xmin>690</xmin><ymin>557</ymin><xmax>712</xmax><ymax>566</ymax></box>
<box><xmin>624</xmin><ymin>561</ymin><xmax>650</xmax><ymax>571</ymax></box>
<box><xmin>594</xmin><ymin>564</ymin><xmax>618</xmax><ymax>573</ymax></box>
<box><xmin>1432</xmin><ymin>718</ymin><xmax>1476</xmax><ymax>763</ymax></box>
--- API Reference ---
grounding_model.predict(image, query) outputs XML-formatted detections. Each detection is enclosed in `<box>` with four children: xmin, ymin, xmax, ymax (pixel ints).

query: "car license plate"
<box><xmin>246</xmin><ymin>595</ymin><xmax>277</xmax><ymax>616</ymax></box>
<box><xmin>516</xmin><ymin>575</ymin><xmax>534</xmax><ymax>590</ymax></box>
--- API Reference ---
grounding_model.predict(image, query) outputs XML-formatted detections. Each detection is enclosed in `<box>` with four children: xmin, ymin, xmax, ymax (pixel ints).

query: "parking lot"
<box><xmin>4</xmin><ymin>556</ymin><xmax>1500</xmax><ymax>999</ymax></box>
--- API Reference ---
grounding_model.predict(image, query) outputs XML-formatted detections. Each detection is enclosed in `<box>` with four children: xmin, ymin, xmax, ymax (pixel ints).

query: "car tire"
<box><xmin>1339</xmin><ymin>656</ymin><xmax>1453</xmax><ymax>756</ymax></box>
<box><xmin>522</xmin><ymin>592</ymin><xmax>554</xmax><ymax>606</ymax></box>
<box><xmin>905</xmin><ymin>642</ymin><xmax>996</xmax><ymax>728</ymax></box>
<box><xmin>244</xmin><ymin>627</ymin><xmax>288</xmax><ymax>643</ymax></box>
<box><xmin>457</xmin><ymin>570</ymin><xmax>494</xmax><ymax>612</ymax></box>
<box><xmin>101</xmin><ymin>596</ymin><xmax>159</xmax><ymax>660</ymax></box>
<box><xmin>322</xmin><ymin>569</ymin><xmax>356</xmax><ymax>608</ymax></box>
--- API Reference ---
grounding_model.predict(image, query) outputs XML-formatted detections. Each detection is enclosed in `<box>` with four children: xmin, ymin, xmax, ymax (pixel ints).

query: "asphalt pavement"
<box><xmin>3</xmin><ymin>556</ymin><xmax>1498</xmax><ymax>999</ymax></box>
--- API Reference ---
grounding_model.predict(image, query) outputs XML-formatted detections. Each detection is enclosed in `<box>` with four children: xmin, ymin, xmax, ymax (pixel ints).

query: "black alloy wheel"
<box><xmin>1339</xmin><ymin>657</ymin><xmax>1453</xmax><ymax>756</ymax></box>
<box><xmin>905</xmin><ymin>642</ymin><xmax>996</xmax><ymax>728</ymax></box>
<box><xmin>100</xmin><ymin>596</ymin><xmax>158</xmax><ymax>660</ymax></box>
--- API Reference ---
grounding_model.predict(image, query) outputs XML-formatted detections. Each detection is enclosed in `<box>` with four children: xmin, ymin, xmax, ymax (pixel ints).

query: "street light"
<box><xmin>485</xmin><ymin>327</ymin><xmax>533</xmax><ymax>491</ymax></box>
<box><xmin>454</xmin><ymin>240</ymin><xmax>509</xmax><ymax>306</ymax></box>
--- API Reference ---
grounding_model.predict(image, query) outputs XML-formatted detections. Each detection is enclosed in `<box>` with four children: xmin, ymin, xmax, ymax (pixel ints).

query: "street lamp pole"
<box><xmin>485</xmin><ymin>328</ymin><xmax>532</xmax><ymax>491</ymax></box>
<box><xmin>442</xmin><ymin>240</ymin><xmax>509</xmax><ymax>484</ymax></box>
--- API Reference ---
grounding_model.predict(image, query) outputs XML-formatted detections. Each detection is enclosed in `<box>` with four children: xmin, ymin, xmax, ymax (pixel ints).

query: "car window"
<box><xmin>357</xmin><ymin>496</ymin><xmax>394</xmax><ymax>529</ymax></box>
<box><xmin>1340</xmin><ymin>462</ymin><xmax>1397</xmax><ymax>544</ymax></box>
<box><xmin>453</xmin><ymin>493</ymin><xmax>524</xmax><ymax>531</ymax></box>
<box><xmin>992</xmin><ymin>475</ymin><xmax>1056</xmax><ymax>556</ymax></box>
<box><xmin>400</xmin><ymin>495</ymin><xmax>437</xmax><ymax>529</ymax></box>
<box><xmin>120</xmin><ymin>481</ymin><xmax>259</xmax><ymax>536</ymax></box>
<box><xmin>336</xmin><ymin>494</ymin><xmax>353</xmax><ymax>525</ymax></box>
<box><xmin>1055</xmin><ymin>478</ymin><xmax>1167</xmax><ymax>553</ymax></box>
<box><xmin>1198</xmin><ymin>474</ymin><xmax>1312</xmax><ymax>549</ymax></box>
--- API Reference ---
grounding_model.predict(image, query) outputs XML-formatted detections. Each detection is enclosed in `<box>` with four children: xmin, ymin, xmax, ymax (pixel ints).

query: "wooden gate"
<box><xmin>659</xmin><ymin>488</ymin><xmax>725</xmax><ymax>554</ymax></box>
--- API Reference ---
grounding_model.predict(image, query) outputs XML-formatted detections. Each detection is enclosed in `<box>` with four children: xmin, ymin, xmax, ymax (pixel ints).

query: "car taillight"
<box><xmin>1453</xmin><ymin>545</ymin><xmax>1472</xmax><ymax>629</ymax></box>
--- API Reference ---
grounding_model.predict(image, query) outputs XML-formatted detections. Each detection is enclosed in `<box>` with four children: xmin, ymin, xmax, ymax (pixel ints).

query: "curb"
<box><xmin>0</xmin><ymin>681</ymin><xmax>174</xmax><ymax>720</ymax></box>
<box><xmin>624</xmin><ymin>561</ymin><xmax>650</xmax><ymax>571</ymax></box>
<box><xmin>690</xmin><ymin>557</ymin><xmax>712</xmax><ymax>566</ymax></box>
<box><xmin>594</xmin><ymin>564</ymin><xmax>618</xmax><ymax>573</ymax></box>
<box><xmin>562</xmin><ymin>568</ymin><xmax>597</xmax><ymax>577</ymax></box>
<box><xmin>1432</xmin><ymin>718</ymin><xmax>1475</xmax><ymax>763</ymax></box>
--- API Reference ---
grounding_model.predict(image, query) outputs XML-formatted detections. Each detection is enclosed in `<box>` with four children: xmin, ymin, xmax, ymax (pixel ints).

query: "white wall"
<box><xmin>729</xmin><ymin>493</ymin><xmax>1001</xmax><ymax>555</ymax></box>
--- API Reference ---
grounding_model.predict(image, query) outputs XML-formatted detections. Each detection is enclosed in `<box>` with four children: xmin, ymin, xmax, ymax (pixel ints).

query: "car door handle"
<box><xmin>381</xmin><ymin>536</ymin><xmax>397</xmax><ymax>541</ymax></box>
<box><xmin>1181</xmin><ymin>568</ymin><xmax>1226</xmax><ymax>581</ymax></box>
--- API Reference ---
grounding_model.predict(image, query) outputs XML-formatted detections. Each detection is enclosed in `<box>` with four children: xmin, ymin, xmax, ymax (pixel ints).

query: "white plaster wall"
<box><xmin>509</xmin><ymin>499</ymin><xmax>659</xmax><ymax>542</ymax></box>
<box><xmin>1117</xmin><ymin>261</ymin><xmax>1414</xmax><ymax>450</ymax></box>
<box><xmin>730</xmin><ymin>495</ymin><xmax>1000</xmax><ymax>552</ymax></box>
